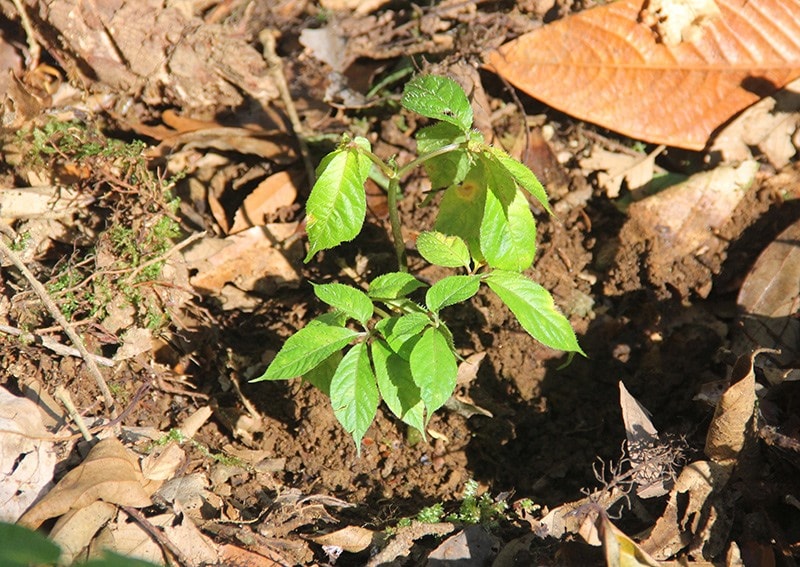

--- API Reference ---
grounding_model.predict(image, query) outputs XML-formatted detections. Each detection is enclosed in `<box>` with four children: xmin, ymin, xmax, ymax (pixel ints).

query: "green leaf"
<box><xmin>313</xmin><ymin>282</ymin><xmax>373</xmax><ymax>325</ymax></box>
<box><xmin>368</xmin><ymin>272</ymin><xmax>426</xmax><ymax>300</ymax></box>
<box><xmin>416</xmin><ymin>123</ymin><xmax>470</xmax><ymax>188</ymax></box>
<box><xmin>435</xmin><ymin>166</ymin><xmax>487</xmax><ymax>262</ymax></box>
<box><xmin>486</xmin><ymin>146</ymin><xmax>552</xmax><ymax>214</ymax></box>
<box><xmin>402</xmin><ymin>75</ymin><xmax>473</xmax><ymax>132</ymax></box>
<box><xmin>83</xmin><ymin>551</ymin><xmax>163</xmax><ymax>567</ymax></box>
<box><xmin>426</xmin><ymin>275</ymin><xmax>481</xmax><ymax>313</ymax></box>
<box><xmin>416</xmin><ymin>231</ymin><xmax>471</xmax><ymax>269</ymax></box>
<box><xmin>377</xmin><ymin>313</ymin><xmax>431</xmax><ymax>358</ymax></box>
<box><xmin>303</xmin><ymin>350</ymin><xmax>342</xmax><ymax>396</ymax></box>
<box><xmin>252</xmin><ymin>323</ymin><xmax>360</xmax><ymax>381</ymax></box>
<box><xmin>0</xmin><ymin>522</ymin><xmax>61</xmax><ymax>566</ymax></box>
<box><xmin>485</xmin><ymin>270</ymin><xmax>583</xmax><ymax>354</ymax></box>
<box><xmin>372</xmin><ymin>339</ymin><xmax>425</xmax><ymax>433</ymax></box>
<box><xmin>480</xmin><ymin>157</ymin><xmax>537</xmax><ymax>271</ymax></box>
<box><xmin>410</xmin><ymin>326</ymin><xmax>458</xmax><ymax>422</ymax></box>
<box><xmin>305</xmin><ymin>139</ymin><xmax>372</xmax><ymax>261</ymax></box>
<box><xmin>330</xmin><ymin>343</ymin><xmax>379</xmax><ymax>452</ymax></box>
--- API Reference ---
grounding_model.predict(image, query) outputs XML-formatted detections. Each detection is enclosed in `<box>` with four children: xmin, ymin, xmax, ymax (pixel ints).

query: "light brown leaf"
<box><xmin>311</xmin><ymin>525</ymin><xmax>376</xmax><ymax>553</ymax></box>
<box><xmin>18</xmin><ymin>438</ymin><xmax>152</xmax><ymax>529</ymax></box>
<box><xmin>229</xmin><ymin>171</ymin><xmax>301</xmax><ymax>235</ymax></box>
<box><xmin>486</xmin><ymin>0</ymin><xmax>800</xmax><ymax>149</ymax></box>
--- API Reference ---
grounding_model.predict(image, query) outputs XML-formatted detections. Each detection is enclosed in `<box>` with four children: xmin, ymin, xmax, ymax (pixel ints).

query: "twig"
<box><xmin>260</xmin><ymin>29</ymin><xmax>316</xmax><ymax>187</ymax></box>
<box><xmin>54</xmin><ymin>385</ymin><xmax>93</xmax><ymax>442</ymax></box>
<box><xmin>0</xmin><ymin>324</ymin><xmax>115</xmax><ymax>367</ymax></box>
<box><xmin>120</xmin><ymin>505</ymin><xmax>190</xmax><ymax>567</ymax></box>
<box><xmin>0</xmin><ymin>237</ymin><xmax>118</xmax><ymax>418</ymax></box>
<box><xmin>11</xmin><ymin>0</ymin><xmax>41</xmax><ymax>68</ymax></box>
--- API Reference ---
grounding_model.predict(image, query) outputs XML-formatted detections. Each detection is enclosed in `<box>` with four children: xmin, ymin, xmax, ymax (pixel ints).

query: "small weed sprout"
<box><xmin>252</xmin><ymin>75</ymin><xmax>584</xmax><ymax>452</ymax></box>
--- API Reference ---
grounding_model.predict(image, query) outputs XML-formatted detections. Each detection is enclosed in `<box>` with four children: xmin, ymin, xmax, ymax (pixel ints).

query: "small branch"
<box><xmin>0</xmin><ymin>237</ymin><xmax>118</xmax><ymax>418</ymax></box>
<box><xmin>54</xmin><ymin>385</ymin><xmax>93</xmax><ymax>442</ymax></box>
<box><xmin>386</xmin><ymin>176</ymin><xmax>408</xmax><ymax>272</ymax></box>
<box><xmin>11</xmin><ymin>0</ymin><xmax>41</xmax><ymax>68</ymax></box>
<box><xmin>0</xmin><ymin>324</ymin><xmax>115</xmax><ymax>367</ymax></box>
<box><xmin>260</xmin><ymin>29</ymin><xmax>316</xmax><ymax>187</ymax></box>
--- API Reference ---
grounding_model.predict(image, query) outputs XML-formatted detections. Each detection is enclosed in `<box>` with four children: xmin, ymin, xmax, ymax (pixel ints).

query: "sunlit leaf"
<box><xmin>368</xmin><ymin>272</ymin><xmax>426</xmax><ymax>300</ymax></box>
<box><xmin>485</xmin><ymin>146</ymin><xmax>551</xmax><ymax>214</ymax></box>
<box><xmin>313</xmin><ymin>282</ymin><xmax>373</xmax><ymax>325</ymax></box>
<box><xmin>486</xmin><ymin>270</ymin><xmax>583</xmax><ymax>354</ymax></box>
<box><xmin>402</xmin><ymin>75</ymin><xmax>473</xmax><ymax>132</ymax></box>
<box><xmin>416</xmin><ymin>123</ymin><xmax>470</xmax><ymax>188</ymax></box>
<box><xmin>410</xmin><ymin>327</ymin><xmax>458</xmax><ymax>421</ymax></box>
<box><xmin>253</xmin><ymin>323</ymin><xmax>360</xmax><ymax>381</ymax></box>
<box><xmin>330</xmin><ymin>343</ymin><xmax>379</xmax><ymax>452</ymax></box>
<box><xmin>305</xmin><ymin>138</ymin><xmax>372</xmax><ymax>260</ymax></box>
<box><xmin>372</xmin><ymin>339</ymin><xmax>425</xmax><ymax>433</ymax></box>
<box><xmin>426</xmin><ymin>275</ymin><xmax>481</xmax><ymax>313</ymax></box>
<box><xmin>416</xmin><ymin>231</ymin><xmax>472</xmax><ymax>269</ymax></box>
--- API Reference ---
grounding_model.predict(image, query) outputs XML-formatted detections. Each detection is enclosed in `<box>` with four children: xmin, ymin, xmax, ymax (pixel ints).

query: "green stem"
<box><xmin>397</xmin><ymin>142</ymin><xmax>463</xmax><ymax>178</ymax></box>
<box><xmin>387</xmin><ymin>175</ymin><xmax>408</xmax><ymax>272</ymax></box>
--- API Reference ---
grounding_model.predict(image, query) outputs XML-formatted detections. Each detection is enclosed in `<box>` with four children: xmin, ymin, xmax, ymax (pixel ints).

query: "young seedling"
<box><xmin>252</xmin><ymin>75</ymin><xmax>583</xmax><ymax>452</ymax></box>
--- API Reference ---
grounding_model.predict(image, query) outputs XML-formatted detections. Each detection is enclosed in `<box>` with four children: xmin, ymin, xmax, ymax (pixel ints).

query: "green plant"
<box><xmin>0</xmin><ymin>522</ymin><xmax>160</xmax><ymax>567</ymax></box>
<box><xmin>252</xmin><ymin>75</ymin><xmax>583</xmax><ymax>451</ymax></box>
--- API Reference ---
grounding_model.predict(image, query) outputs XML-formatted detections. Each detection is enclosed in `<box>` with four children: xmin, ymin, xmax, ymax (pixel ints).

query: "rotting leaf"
<box><xmin>737</xmin><ymin>219</ymin><xmax>800</xmax><ymax>368</ymax></box>
<box><xmin>18</xmin><ymin>438</ymin><xmax>152</xmax><ymax>530</ymax></box>
<box><xmin>486</xmin><ymin>0</ymin><xmax>800</xmax><ymax>150</ymax></box>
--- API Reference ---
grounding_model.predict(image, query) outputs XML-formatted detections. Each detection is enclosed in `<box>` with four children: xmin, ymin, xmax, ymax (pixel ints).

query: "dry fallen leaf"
<box><xmin>186</xmin><ymin>224</ymin><xmax>302</xmax><ymax>308</ymax></box>
<box><xmin>641</xmin><ymin>460</ymin><xmax>733</xmax><ymax>559</ymax></box>
<box><xmin>49</xmin><ymin>501</ymin><xmax>117</xmax><ymax>565</ymax></box>
<box><xmin>487</xmin><ymin>0</ymin><xmax>800</xmax><ymax>149</ymax></box>
<box><xmin>18</xmin><ymin>437</ymin><xmax>152</xmax><ymax>529</ymax></box>
<box><xmin>736</xmin><ymin>219</ymin><xmax>800</xmax><ymax>369</ymax></box>
<box><xmin>0</xmin><ymin>387</ymin><xmax>56</xmax><ymax>523</ymax></box>
<box><xmin>427</xmin><ymin>525</ymin><xmax>501</xmax><ymax>565</ymax></box>
<box><xmin>229</xmin><ymin>170</ymin><xmax>302</xmax><ymax>235</ymax></box>
<box><xmin>311</xmin><ymin>525</ymin><xmax>376</xmax><ymax>553</ymax></box>
<box><xmin>704</xmin><ymin>350</ymin><xmax>768</xmax><ymax>466</ymax></box>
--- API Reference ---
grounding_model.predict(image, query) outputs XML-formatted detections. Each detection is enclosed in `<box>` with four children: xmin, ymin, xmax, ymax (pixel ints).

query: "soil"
<box><xmin>2</xmin><ymin>1</ymin><xmax>800</xmax><ymax>566</ymax></box>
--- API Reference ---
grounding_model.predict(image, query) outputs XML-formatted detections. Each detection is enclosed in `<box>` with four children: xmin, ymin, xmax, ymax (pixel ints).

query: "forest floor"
<box><xmin>1</xmin><ymin>1</ymin><xmax>800</xmax><ymax>566</ymax></box>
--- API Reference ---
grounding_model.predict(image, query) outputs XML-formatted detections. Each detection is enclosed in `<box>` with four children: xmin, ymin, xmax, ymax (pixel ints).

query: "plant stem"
<box><xmin>397</xmin><ymin>142</ymin><xmax>463</xmax><ymax>178</ymax></box>
<box><xmin>387</xmin><ymin>175</ymin><xmax>408</xmax><ymax>272</ymax></box>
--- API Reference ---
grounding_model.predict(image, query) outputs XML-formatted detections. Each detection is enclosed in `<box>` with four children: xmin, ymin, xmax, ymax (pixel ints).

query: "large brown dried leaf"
<box><xmin>486</xmin><ymin>0</ymin><xmax>800</xmax><ymax>150</ymax></box>
<box><xmin>18</xmin><ymin>438</ymin><xmax>151</xmax><ymax>529</ymax></box>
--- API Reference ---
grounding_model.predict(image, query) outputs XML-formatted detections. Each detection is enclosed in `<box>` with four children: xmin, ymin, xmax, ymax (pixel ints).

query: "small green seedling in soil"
<box><xmin>252</xmin><ymin>75</ymin><xmax>583</xmax><ymax>453</ymax></box>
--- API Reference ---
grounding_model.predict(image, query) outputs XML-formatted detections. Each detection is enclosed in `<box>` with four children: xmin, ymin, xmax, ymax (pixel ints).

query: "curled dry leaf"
<box><xmin>487</xmin><ymin>0</ymin><xmax>800</xmax><ymax>149</ymax></box>
<box><xmin>704</xmin><ymin>350</ymin><xmax>770</xmax><ymax>466</ymax></box>
<box><xmin>18</xmin><ymin>437</ymin><xmax>152</xmax><ymax>529</ymax></box>
<box><xmin>578</xmin><ymin>506</ymin><xmax>660</xmax><ymax>566</ymax></box>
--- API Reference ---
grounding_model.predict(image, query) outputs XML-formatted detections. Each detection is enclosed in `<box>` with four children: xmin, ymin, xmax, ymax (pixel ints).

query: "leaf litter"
<box><xmin>0</xmin><ymin>0</ymin><xmax>799</xmax><ymax>565</ymax></box>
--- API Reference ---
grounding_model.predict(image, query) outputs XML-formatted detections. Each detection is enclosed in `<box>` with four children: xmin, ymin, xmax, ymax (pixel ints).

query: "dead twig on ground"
<box><xmin>11</xmin><ymin>0</ymin><xmax>41</xmax><ymax>68</ymax></box>
<box><xmin>0</xmin><ymin>324</ymin><xmax>116</xmax><ymax>367</ymax></box>
<box><xmin>0</xmin><ymin>237</ymin><xmax>118</xmax><ymax>418</ymax></box>
<box><xmin>260</xmin><ymin>29</ymin><xmax>316</xmax><ymax>187</ymax></box>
